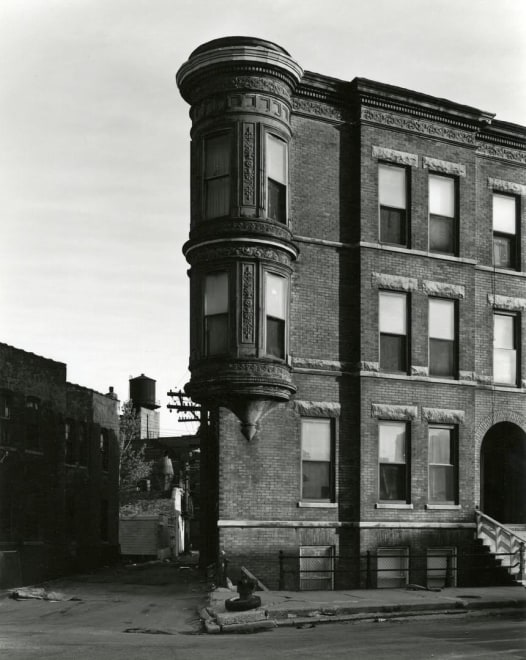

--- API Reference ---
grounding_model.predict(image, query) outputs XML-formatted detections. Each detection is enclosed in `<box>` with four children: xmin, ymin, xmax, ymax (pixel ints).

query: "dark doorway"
<box><xmin>481</xmin><ymin>422</ymin><xmax>526</xmax><ymax>524</ymax></box>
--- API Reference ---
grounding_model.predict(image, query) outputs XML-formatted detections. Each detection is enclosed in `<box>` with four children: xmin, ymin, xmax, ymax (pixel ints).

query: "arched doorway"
<box><xmin>481</xmin><ymin>422</ymin><xmax>526</xmax><ymax>524</ymax></box>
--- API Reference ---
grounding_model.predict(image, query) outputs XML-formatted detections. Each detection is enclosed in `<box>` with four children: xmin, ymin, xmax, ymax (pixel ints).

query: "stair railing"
<box><xmin>475</xmin><ymin>509</ymin><xmax>525</xmax><ymax>581</ymax></box>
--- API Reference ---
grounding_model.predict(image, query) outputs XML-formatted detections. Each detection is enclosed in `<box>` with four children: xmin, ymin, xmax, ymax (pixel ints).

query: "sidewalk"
<box><xmin>202</xmin><ymin>584</ymin><xmax>526</xmax><ymax>634</ymax></box>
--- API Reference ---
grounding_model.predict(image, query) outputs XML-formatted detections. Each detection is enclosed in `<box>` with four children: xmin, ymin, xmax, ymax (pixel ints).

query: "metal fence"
<box><xmin>278</xmin><ymin>547</ymin><xmax>525</xmax><ymax>590</ymax></box>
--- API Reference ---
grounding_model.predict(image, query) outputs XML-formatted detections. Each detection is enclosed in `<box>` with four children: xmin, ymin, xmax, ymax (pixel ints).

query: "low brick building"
<box><xmin>0</xmin><ymin>343</ymin><xmax>120</xmax><ymax>587</ymax></box>
<box><xmin>176</xmin><ymin>38</ymin><xmax>526</xmax><ymax>589</ymax></box>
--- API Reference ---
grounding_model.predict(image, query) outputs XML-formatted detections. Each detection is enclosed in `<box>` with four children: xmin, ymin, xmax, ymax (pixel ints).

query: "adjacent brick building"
<box><xmin>0</xmin><ymin>343</ymin><xmax>120</xmax><ymax>587</ymax></box>
<box><xmin>176</xmin><ymin>37</ymin><xmax>526</xmax><ymax>589</ymax></box>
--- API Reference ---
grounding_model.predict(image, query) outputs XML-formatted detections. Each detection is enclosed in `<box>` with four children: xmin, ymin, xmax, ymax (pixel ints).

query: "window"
<box><xmin>25</xmin><ymin>397</ymin><xmax>41</xmax><ymax>451</ymax></box>
<box><xmin>379</xmin><ymin>164</ymin><xmax>408</xmax><ymax>246</ymax></box>
<box><xmin>100</xmin><ymin>430</ymin><xmax>109</xmax><ymax>472</ymax></box>
<box><xmin>427</xmin><ymin>548</ymin><xmax>456</xmax><ymax>588</ymax></box>
<box><xmin>429</xmin><ymin>298</ymin><xmax>457</xmax><ymax>378</ymax></box>
<box><xmin>379</xmin><ymin>291</ymin><xmax>408</xmax><ymax>372</ymax></box>
<box><xmin>379</xmin><ymin>421</ymin><xmax>408</xmax><ymax>502</ymax></box>
<box><xmin>204</xmin><ymin>133</ymin><xmax>230</xmax><ymax>219</ymax></box>
<box><xmin>429</xmin><ymin>174</ymin><xmax>457</xmax><ymax>254</ymax></box>
<box><xmin>267</xmin><ymin>134</ymin><xmax>287</xmax><ymax>223</ymax></box>
<box><xmin>65</xmin><ymin>422</ymin><xmax>75</xmax><ymax>464</ymax></box>
<box><xmin>204</xmin><ymin>272</ymin><xmax>229</xmax><ymax>356</ymax></box>
<box><xmin>428</xmin><ymin>426</ymin><xmax>457</xmax><ymax>503</ymax></box>
<box><xmin>265</xmin><ymin>272</ymin><xmax>287</xmax><ymax>358</ymax></box>
<box><xmin>377</xmin><ymin>548</ymin><xmax>409</xmax><ymax>588</ymax></box>
<box><xmin>0</xmin><ymin>392</ymin><xmax>11</xmax><ymax>419</ymax></box>
<box><xmin>299</xmin><ymin>546</ymin><xmax>334</xmax><ymax>590</ymax></box>
<box><xmin>78</xmin><ymin>423</ymin><xmax>88</xmax><ymax>466</ymax></box>
<box><xmin>301</xmin><ymin>418</ymin><xmax>333</xmax><ymax>501</ymax></box>
<box><xmin>493</xmin><ymin>194</ymin><xmax>518</xmax><ymax>269</ymax></box>
<box><xmin>494</xmin><ymin>313</ymin><xmax>519</xmax><ymax>386</ymax></box>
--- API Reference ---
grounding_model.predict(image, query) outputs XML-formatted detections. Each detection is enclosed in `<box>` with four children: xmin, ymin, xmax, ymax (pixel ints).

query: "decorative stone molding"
<box><xmin>242</xmin><ymin>123</ymin><xmax>256</xmax><ymax>206</ymax></box>
<box><xmin>411</xmin><ymin>365</ymin><xmax>428</xmax><ymax>377</ymax></box>
<box><xmin>477</xmin><ymin>375</ymin><xmax>493</xmax><ymax>386</ymax></box>
<box><xmin>372</xmin><ymin>272</ymin><xmax>418</xmax><ymax>292</ymax></box>
<box><xmin>372</xmin><ymin>146</ymin><xmax>418</xmax><ymax>167</ymax></box>
<box><xmin>488</xmin><ymin>177</ymin><xmax>526</xmax><ymax>196</ymax></box>
<box><xmin>293</xmin><ymin>400</ymin><xmax>341</xmax><ymax>417</ymax></box>
<box><xmin>292</xmin><ymin>97</ymin><xmax>344</xmax><ymax>121</ymax></box>
<box><xmin>422</xmin><ymin>407</ymin><xmax>465</xmax><ymax>424</ymax></box>
<box><xmin>292</xmin><ymin>357</ymin><xmax>351</xmax><ymax>372</ymax></box>
<box><xmin>422</xmin><ymin>280</ymin><xmax>465</xmax><ymax>299</ymax></box>
<box><xmin>371</xmin><ymin>403</ymin><xmax>418</xmax><ymax>420</ymax></box>
<box><xmin>360</xmin><ymin>361</ymin><xmax>379</xmax><ymax>373</ymax></box>
<box><xmin>477</xmin><ymin>143</ymin><xmax>526</xmax><ymax>165</ymax></box>
<box><xmin>241</xmin><ymin>263</ymin><xmax>255</xmax><ymax>343</ymax></box>
<box><xmin>422</xmin><ymin>156</ymin><xmax>466</xmax><ymax>177</ymax></box>
<box><xmin>186</xmin><ymin>244</ymin><xmax>295</xmax><ymax>266</ymax></box>
<box><xmin>190</xmin><ymin>219</ymin><xmax>294</xmax><ymax>243</ymax></box>
<box><xmin>361</xmin><ymin>108</ymin><xmax>476</xmax><ymax>145</ymax></box>
<box><xmin>459</xmin><ymin>370</ymin><xmax>476</xmax><ymax>382</ymax></box>
<box><xmin>488</xmin><ymin>294</ymin><xmax>526</xmax><ymax>311</ymax></box>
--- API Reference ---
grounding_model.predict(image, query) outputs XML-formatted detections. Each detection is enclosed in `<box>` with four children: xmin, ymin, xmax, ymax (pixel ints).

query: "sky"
<box><xmin>1</xmin><ymin>0</ymin><xmax>525</xmax><ymax>435</ymax></box>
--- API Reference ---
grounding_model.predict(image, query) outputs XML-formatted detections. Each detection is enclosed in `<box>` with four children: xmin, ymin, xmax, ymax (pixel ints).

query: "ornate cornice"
<box><xmin>476</xmin><ymin>143</ymin><xmax>526</xmax><ymax>164</ymax></box>
<box><xmin>291</xmin><ymin>97</ymin><xmax>344</xmax><ymax>121</ymax></box>
<box><xmin>362</xmin><ymin>107</ymin><xmax>477</xmax><ymax>145</ymax></box>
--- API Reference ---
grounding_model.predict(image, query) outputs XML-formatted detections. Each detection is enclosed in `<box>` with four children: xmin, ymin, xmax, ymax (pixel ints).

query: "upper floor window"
<box><xmin>100</xmin><ymin>430</ymin><xmax>109</xmax><ymax>472</ymax></box>
<box><xmin>204</xmin><ymin>133</ymin><xmax>230</xmax><ymax>219</ymax></box>
<box><xmin>78</xmin><ymin>423</ymin><xmax>88</xmax><ymax>466</ymax></box>
<box><xmin>379</xmin><ymin>421</ymin><xmax>409</xmax><ymax>502</ymax></box>
<box><xmin>379</xmin><ymin>291</ymin><xmax>408</xmax><ymax>373</ymax></box>
<box><xmin>429</xmin><ymin>298</ymin><xmax>457</xmax><ymax>378</ymax></box>
<box><xmin>0</xmin><ymin>392</ymin><xmax>11</xmax><ymax>419</ymax></box>
<box><xmin>65</xmin><ymin>421</ymin><xmax>75</xmax><ymax>464</ymax></box>
<box><xmin>265</xmin><ymin>272</ymin><xmax>287</xmax><ymax>358</ymax></box>
<box><xmin>25</xmin><ymin>397</ymin><xmax>41</xmax><ymax>451</ymax></box>
<box><xmin>379</xmin><ymin>164</ymin><xmax>408</xmax><ymax>246</ymax></box>
<box><xmin>301</xmin><ymin>418</ymin><xmax>334</xmax><ymax>501</ymax></box>
<box><xmin>494</xmin><ymin>312</ymin><xmax>519</xmax><ymax>386</ymax></box>
<box><xmin>428</xmin><ymin>426</ymin><xmax>457</xmax><ymax>503</ymax></box>
<box><xmin>429</xmin><ymin>174</ymin><xmax>457</xmax><ymax>255</ymax></box>
<box><xmin>266</xmin><ymin>134</ymin><xmax>287</xmax><ymax>223</ymax></box>
<box><xmin>493</xmin><ymin>194</ymin><xmax>518</xmax><ymax>269</ymax></box>
<box><xmin>204</xmin><ymin>272</ymin><xmax>229</xmax><ymax>356</ymax></box>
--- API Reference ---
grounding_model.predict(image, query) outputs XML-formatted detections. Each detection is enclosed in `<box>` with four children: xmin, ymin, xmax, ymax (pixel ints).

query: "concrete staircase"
<box><xmin>476</xmin><ymin>511</ymin><xmax>526</xmax><ymax>586</ymax></box>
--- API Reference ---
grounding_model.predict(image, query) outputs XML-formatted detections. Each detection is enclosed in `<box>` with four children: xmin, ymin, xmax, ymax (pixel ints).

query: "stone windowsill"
<box><xmin>425</xmin><ymin>504</ymin><xmax>461</xmax><ymax>510</ymax></box>
<box><xmin>297</xmin><ymin>502</ymin><xmax>338</xmax><ymax>508</ymax></box>
<box><xmin>375</xmin><ymin>503</ymin><xmax>414</xmax><ymax>509</ymax></box>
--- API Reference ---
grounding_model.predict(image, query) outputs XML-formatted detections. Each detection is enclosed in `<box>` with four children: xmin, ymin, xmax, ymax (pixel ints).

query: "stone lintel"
<box><xmin>423</xmin><ymin>156</ymin><xmax>466</xmax><ymax>177</ymax></box>
<box><xmin>372</xmin><ymin>146</ymin><xmax>418</xmax><ymax>167</ymax></box>
<box><xmin>422</xmin><ymin>407</ymin><xmax>465</xmax><ymax>424</ymax></box>
<box><xmin>488</xmin><ymin>294</ymin><xmax>526</xmax><ymax>311</ymax></box>
<box><xmin>488</xmin><ymin>177</ymin><xmax>526</xmax><ymax>196</ymax></box>
<box><xmin>294</xmin><ymin>400</ymin><xmax>341</xmax><ymax>417</ymax></box>
<box><xmin>371</xmin><ymin>403</ymin><xmax>418</xmax><ymax>420</ymax></box>
<box><xmin>422</xmin><ymin>280</ymin><xmax>465</xmax><ymax>299</ymax></box>
<box><xmin>372</xmin><ymin>272</ymin><xmax>418</xmax><ymax>292</ymax></box>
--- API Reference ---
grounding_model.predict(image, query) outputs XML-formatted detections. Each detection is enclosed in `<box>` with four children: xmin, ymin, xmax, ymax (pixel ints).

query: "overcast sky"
<box><xmin>1</xmin><ymin>0</ymin><xmax>524</xmax><ymax>435</ymax></box>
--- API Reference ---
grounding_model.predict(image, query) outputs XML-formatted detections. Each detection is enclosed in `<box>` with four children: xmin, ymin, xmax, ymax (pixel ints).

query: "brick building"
<box><xmin>176</xmin><ymin>37</ymin><xmax>526</xmax><ymax>589</ymax></box>
<box><xmin>0</xmin><ymin>343</ymin><xmax>120</xmax><ymax>587</ymax></box>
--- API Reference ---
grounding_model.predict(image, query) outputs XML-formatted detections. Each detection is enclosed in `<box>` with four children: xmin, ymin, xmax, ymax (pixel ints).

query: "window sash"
<box><xmin>204</xmin><ymin>272</ymin><xmax>228</xmax><ymax>316</ymax></box>
<box><xmin>493</xmin><ymin>234</ymin><xmax>515</xmax><ymax>268</ymax></box>
<box><xmin>301</xmin><ymin>419</ymin><xmax>333</xmax><ymax>501</ymax></box>
<box><xmin>379</xmin><ymin>292</ymin><xmax>406</xmax><ymax>334</ymax></box>
<box><xmin>429</xmin><ymin>299</ymin><xmax>455</xmax><ymax>340</ymax></box>
<box><xmin>430</xmin><ymin>214</ymin><xmax>456</xmax><ymax>253</ymax></box>
<box><xmin>429</xmin><ymin>175</ymin><xmax>455</xmax><ymax>217</ymax></box>
<box><xmin>493</xmin><ymin>194</ymin><xmax>516</xmax><ymax>234</ymax></box>
<box><xmin>429</xmin><ymin>427</ymin><xmax>456</xmax><ymax>503</ymax></box>
<box><xmin>379</xmin><ymin>165</ymin><xmax>406</xmax><ymax>209</ymax></box>
<box><xmin>204</xmin><ymin>314</ymin><xmax>228</xmax><ymax>356</ymax></box>
<box><xmin>380</xmin><ymin>207</ymin><xmax>406</xmax><ymax>245</ymax></box>
<box><xmin>267</xmin><ymin>134</ymin><xmax>287</xmax><ymax>184</ymax></box>
<box><xmin>204</xmin><ymin>133</ymin><xmax>230</xmax><ymax>219</ymax></box>
<box><xmin>379</xmin><ymin>421</ymin><xmax>407</xmax><ymax>501</ymax></box>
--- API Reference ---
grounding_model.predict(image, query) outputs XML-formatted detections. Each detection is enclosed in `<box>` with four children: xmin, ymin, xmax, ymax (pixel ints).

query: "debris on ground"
<box><xmin>9</xmin><ymin>587</ymin><xmax>73</xmax><ymax>601</ymax></box>
<box><xmin>123</xmin><ymin>627</ymin><xmax>174</xmax><ymax>635</ymax></box>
